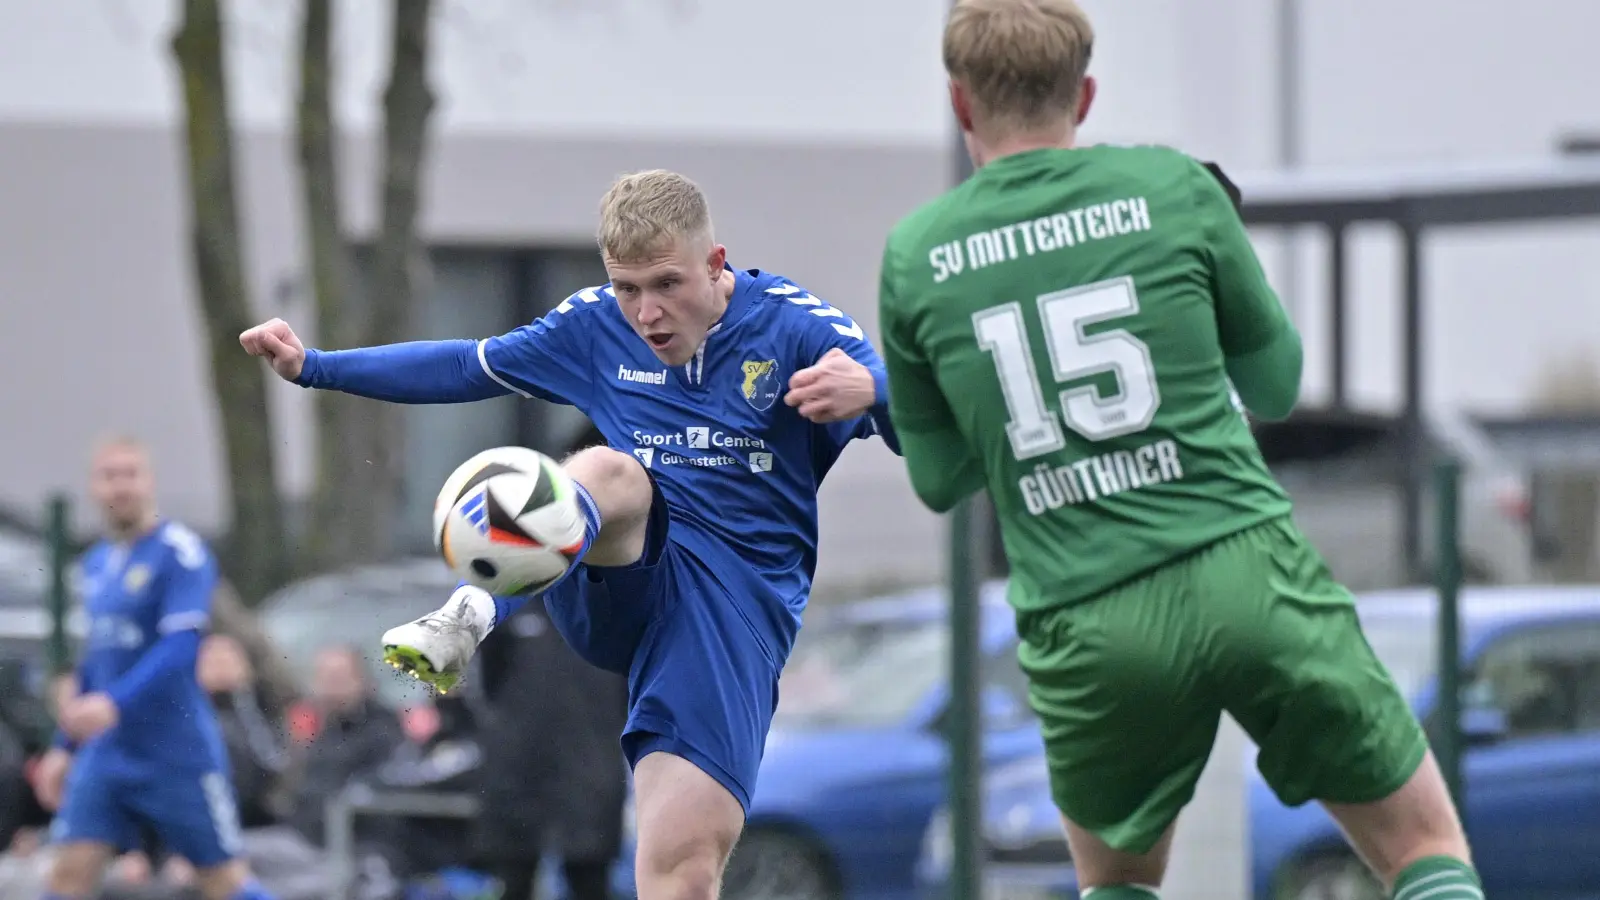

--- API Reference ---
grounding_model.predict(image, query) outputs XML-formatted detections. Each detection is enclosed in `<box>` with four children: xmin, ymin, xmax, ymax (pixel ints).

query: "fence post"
<box><xmin>46</xmin><ymin>494</ymin><xmax>72</xmax><ymax>676</ymax></box>
<box><xmin>1433</xmin><ymin>457</ymin><xmax>1464</xmax><ymax>810</ymax></box>
<box><xmin>946</xmin><ymin>497</ymin><xmax>983</xmax><ymax>900</ymax></box>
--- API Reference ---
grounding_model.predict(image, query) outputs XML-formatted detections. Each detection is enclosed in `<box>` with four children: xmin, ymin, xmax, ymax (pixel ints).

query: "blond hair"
<box><xmin>943</xmin><ymin>0</ymin><xmax>1094</xmax><ymax>134</ymax></box>
<box><xmin>91</xmin><ymin>433</ymin><xmax>149</xmax><ymax>463</ymax></box>
<box><xmin>596</xmin><ymin>169</ymin><xmax>714</xmax><ymax>264</ymax></box>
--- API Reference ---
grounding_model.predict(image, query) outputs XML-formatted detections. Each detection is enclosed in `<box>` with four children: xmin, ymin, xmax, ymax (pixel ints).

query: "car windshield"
<box><xmin>772</xmin><ymin>614</ymin><xmax>950</xmax><ymax>730</ymax></box>
<box><xmin>1358</xmin><ymin>615</ymin><xmax>1438</xmax><ymax>698</ymax></box>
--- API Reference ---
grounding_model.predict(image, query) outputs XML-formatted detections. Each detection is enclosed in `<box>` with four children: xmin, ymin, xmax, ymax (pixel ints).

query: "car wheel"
<box><xmin>722</xmin><ymin>829</ymin><xmax>839</xmax><ymax>900</ymax></box>
<box><xmin>1279</xmin><ymin>852</ymin><xmax>1383</xmax><ymax>900</ymax></box>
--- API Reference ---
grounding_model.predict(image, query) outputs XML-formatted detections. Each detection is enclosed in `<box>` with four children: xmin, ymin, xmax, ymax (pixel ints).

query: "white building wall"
<box><xmin>0</xmin><ymin>0</ymin><xmax>1598</xmax><ymax>589</ymax></box>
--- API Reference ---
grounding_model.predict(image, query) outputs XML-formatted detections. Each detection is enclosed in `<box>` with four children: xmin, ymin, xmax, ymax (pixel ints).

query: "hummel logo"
<box><xmin>618</xmin><ymin>364</ymin><xmax>667</xmax><ymax>385</ymax></box>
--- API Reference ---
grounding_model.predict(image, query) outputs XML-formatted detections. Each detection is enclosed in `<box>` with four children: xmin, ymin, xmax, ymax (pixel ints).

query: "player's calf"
<box><xmin>560</xmin><ymin>445</ymin><xmax>655</xmax><ymax>567</ymax></box>
<box><xmin>1324</xmin><ymin>751</ymin><xmax>1480</xmax><ymax>899</ymax></box>
<box><xmin>632</xmin><ymin>752</ymin><xmax>744</xmax><ymax>900</ymax></box>
<box><xmin>44</xmin><ymin>841</ymin><xmax>116</xmax><ymax>899</ymax></box>
<box><xmin>1062</xmin><ymin>818</ymin><xmax>1174</xmax><ymax>899</ymax></box>
<box><xmin>194</xmin><ymin>858</ymin><xmax>277</xmax><ymax>900</ymax></box>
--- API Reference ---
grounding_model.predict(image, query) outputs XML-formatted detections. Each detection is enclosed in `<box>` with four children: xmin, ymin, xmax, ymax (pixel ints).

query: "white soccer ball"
<box><xmin>433</xmin><ymin>446</ymin><xmax>586</xmax><ymax>596</ymax></box>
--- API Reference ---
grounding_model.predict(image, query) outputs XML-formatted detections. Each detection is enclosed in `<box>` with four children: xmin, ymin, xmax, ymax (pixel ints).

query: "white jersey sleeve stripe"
<box><xmin>477</xmin><ymin>339</ymin><xmax>533</xmax><ymax>399</ymax></box>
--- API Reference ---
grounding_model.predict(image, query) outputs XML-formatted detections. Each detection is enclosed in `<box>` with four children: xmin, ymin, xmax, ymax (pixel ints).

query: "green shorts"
<box><xmin>1015</xmin><ymin>516</ymin><xmax>1428</xmax><ymax>854</ymax></box>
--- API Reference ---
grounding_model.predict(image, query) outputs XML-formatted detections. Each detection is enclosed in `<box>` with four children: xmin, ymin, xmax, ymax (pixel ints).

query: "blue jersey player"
<box><xmin>36</xmin><ymin>438</ymin><xmax>274</xmax><ymax>900</ymax></box>
<box><xmin>240</xmin><ymin>169</ymin><xmax>900</xmax><ymax>900</ymax></box>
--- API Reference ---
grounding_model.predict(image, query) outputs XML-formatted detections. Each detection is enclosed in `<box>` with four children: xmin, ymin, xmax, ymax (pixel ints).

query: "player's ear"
<box><xmin>948</xmin><ymin>79</ymin><xmax>975</xmax><ymax>133</ymax></box>
<box><xmin>706</xmin><ymin>243</ymin><xmax>727</xmax><ymax>278</ymax></box>
<box><xmin>1076</xmin><ymin>76</ymin><xmax>1097</xmax><ymax>126</ymax></box>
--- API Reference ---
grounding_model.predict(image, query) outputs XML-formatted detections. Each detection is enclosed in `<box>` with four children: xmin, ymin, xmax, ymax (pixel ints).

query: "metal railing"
<box><xmin>323</xmin><ymin>784</ymin><xmax>481</xmax><ymax>900</ymax></box>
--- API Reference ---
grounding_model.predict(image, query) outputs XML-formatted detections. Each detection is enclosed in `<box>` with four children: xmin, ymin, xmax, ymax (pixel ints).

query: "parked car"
<box><xmin>916</xmin><ymin>586</ymin><xmax>1600</xmax><ymax>900</ymax></box>
<box><xmin>614</xmin><ymin>581</ymin><xmax>1037</xmax><ymax>900</ymax></box>
<box><xmin>917</xmin><ymin>753</ymin><xmax>1068</xmax><ymax>900</ymax></box>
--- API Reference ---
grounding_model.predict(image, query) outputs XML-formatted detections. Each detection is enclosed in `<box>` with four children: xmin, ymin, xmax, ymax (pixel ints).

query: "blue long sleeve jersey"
<box><xmin>298</xmin><ymin>268</ymin><xmax>901</xmax><ymax>655</ymax></box>
<box><xmin>55</xmin><ymin>521</ymin><xmax>227</xmax><ymax>772</ymax></box>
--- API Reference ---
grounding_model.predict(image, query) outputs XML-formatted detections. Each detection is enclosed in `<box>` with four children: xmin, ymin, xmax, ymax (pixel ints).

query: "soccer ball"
<box><xmin>433</xmin><ymin>447</ymin><xmax>587</xmax><ymax>596</ymax></box>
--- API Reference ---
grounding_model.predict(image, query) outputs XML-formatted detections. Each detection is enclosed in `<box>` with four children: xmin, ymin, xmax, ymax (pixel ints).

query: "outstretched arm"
<box><xmin>296</xmin><ymin>340</ymin><xmax>509</xmax><ymax>404</ymax></box>
<box><xmin>242</xmin><ymin>295</ymin><xmax>599</xmax><ymax>408</ymax></box>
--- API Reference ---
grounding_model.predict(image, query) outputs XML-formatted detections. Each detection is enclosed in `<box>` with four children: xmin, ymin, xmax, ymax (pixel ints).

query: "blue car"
<box><xmin>918</xmin><ymin>585</ymin><xmax>1600</xmax><ymax>900</ymax></box>
<box><xmin>917</xmin><ymin>753</ymin><xmax>1068</xmax><ymax>900</ymax></box>
<box><xmin>614</xmin><ymin>582</ymin><xmax>1041</xmax><ymax>900</ymax></box>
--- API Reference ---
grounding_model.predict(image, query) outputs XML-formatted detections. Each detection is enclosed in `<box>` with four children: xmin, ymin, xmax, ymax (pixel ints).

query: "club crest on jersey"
<box><xmin>741</xmin><ymin>359</ymin><xmax>781</xmax><ymax>411</ymax></box>
<box><xmin>122</xmin><ymin>563</ymin><xmax>151</xmax><ymax>594</ymax></box>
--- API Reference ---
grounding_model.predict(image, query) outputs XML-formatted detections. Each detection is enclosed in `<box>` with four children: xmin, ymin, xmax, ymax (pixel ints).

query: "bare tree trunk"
<box><xmin>172</xmin><ymin>0</ymin><xmax>290</xmax><ymax>603</ymax></box>
<box><xmin>296</xmin><ymin>0</ymin><xmax>364</xmax><ymax>567</ymax></box>
<box><xmin>294</xmin><ymin>0</ymin><xmax>436</xmax><ymax>566</ymax></box>
<box><xmin>353</xmin><ymin>0</ymin><xmax>437</xmax><ymax>560</ymax></box>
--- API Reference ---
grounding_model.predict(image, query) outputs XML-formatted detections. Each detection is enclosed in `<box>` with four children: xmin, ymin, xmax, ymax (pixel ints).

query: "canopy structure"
<box><xmin>1235</xmin><ymin>158</ymin><xmax>1600</xmax><ymax>572</ymax></box>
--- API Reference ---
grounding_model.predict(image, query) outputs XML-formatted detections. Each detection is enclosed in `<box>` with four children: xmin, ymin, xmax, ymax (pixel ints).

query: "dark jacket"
<box><xmin>473</xmin><ymin>600</ymin><xmax>629</xmax><ymax>864</ymax></box>
<box><xmin>210</xmin><ymin>687</ymin><xmax>290</xmax><ymax>828</ymax></box>
<box><xmin>289</xmin><ymin>698</ymin><xmax>404</xmax><ymax>844</ymax></box>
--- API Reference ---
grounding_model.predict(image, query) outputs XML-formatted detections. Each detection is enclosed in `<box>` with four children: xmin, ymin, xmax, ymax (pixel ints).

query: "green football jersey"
<box><xmin>879</xmin><ymin>145</ymin><xmax>1296</xmax><ymax>610</ymax></box>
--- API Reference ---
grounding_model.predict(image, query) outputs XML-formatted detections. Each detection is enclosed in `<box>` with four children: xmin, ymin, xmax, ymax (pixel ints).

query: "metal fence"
<box><xmin>323</xmin><ymin>785</ymin><xmax>481</xmax><ymax>900</ymax></box>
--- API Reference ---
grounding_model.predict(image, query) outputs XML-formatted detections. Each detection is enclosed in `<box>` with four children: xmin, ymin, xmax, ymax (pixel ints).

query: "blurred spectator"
<box><xmin>288</xmin><ymin>645</ymin><xmax>404</xmax><ymax>845</ymax></box>
<box><xmin>0</xmin><ymin>658</ymin><xmax>51</xmax><ymax>848</ymax></box>
<box><xmin>473</xmin><ymin>600</ymin><xmax>628</xmax><ymax>900</ymax></box>
<box><xmin>197</xmin><ymin>634</ymin><xmax>290</xmax><ymax>827</ymax></box>
<box><xmin>372</xmin><ymin>694</ymin><xmax>484</xmax><ymax>881</ymax></box>
<box><xmin>208</xmin><ymin>580</ymin><xmax>300</xmax><ymax>719</ymax></box>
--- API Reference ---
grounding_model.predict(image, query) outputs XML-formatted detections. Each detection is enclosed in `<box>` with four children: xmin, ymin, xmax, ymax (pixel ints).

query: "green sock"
<box><xmin>1393</xmin><ymin>855</ymin><xmax>1483</xmax><ymax>900</ymax></box>
<box><xmin>1080</xmin><ymin>886</ymin><xmax>1160</xmax><ymax>900</ymax></box>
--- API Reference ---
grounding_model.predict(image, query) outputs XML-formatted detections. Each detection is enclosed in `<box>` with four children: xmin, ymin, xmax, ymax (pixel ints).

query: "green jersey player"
<box><xmin>878</xmin><ymin>2</ymin><xmax>1483</xmax><ymax>900</ymax></box>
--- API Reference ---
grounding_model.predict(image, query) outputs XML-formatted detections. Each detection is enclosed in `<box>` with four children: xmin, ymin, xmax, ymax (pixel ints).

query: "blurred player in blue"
<box><xmin>240</xmin><ymin>169</ymin><xmax>900</xmax><ymax>900</ymax></box>
<box><xmin>34</xmin><ymin>437</ymin><xmax>274</xmax><ymax>900</ymax></box>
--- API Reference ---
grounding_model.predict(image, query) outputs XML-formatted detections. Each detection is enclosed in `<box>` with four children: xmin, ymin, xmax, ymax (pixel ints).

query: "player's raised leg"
<box><xmin>632</xmin><ymin>752</ymin><xmax>745</xmax><ymax>900</ymax></box>
<box><xmin>1324</xmin><ymin>753</ymin><xmax>1477</xmax><ymax>898</ymax></box>
<box><xmin>382</xmin><ymin>445</ymin><xmax>655</xmax><ymax>690</ymax></box>
<box><xmin>1221</xmin><ymin>520</ymin><xmax>1479</xmax><ymax>900</ymax></box>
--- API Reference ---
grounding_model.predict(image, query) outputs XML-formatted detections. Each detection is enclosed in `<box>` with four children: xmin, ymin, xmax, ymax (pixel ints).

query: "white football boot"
<box><xmin>381</xmin><ymin>584</ymin><xmax>497</xmax><ymax>694</ymax></box>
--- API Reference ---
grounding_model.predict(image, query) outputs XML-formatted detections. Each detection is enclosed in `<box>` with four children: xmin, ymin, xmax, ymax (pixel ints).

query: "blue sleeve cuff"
<box><xmin>866</xmin><ymin>367</ymin><xmax>902</xmax><ymax>455</ymax></box>
<box><xmin>294</xmin><ymin>348</ymin><xmax>325</xmax><ymax>387</ymax></box>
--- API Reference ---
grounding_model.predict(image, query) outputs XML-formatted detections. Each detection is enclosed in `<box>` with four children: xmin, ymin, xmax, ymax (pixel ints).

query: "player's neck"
<box><xmin>972</xmin><ymin>126</ymin><xmax>1078</xmax><ymax>169</ymax></box>
<box><xmin>109</xmin><ymin>511</ymin><xmax>160</xmax><ymax>543</ymax></box>
<box><xmin>712</xmin><ymin>266</ymin><xmax>735</xmax><ymax>316</ymax></box>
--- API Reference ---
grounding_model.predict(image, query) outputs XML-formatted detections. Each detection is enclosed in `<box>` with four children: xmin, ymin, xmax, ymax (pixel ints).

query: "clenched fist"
<box><xmin>239</xmin><ymin>318</ymin><xmax>307</xmax><ymax>382</ymax></box>
<box><xmin>786</xmin><ymin>348</ymin><xmax>877</xmax><ymax>424</ymax></box>
<box><xmin>31</xmin><ymin>748</ymin><xmax>71</xmax><ymax>812</ymax></box>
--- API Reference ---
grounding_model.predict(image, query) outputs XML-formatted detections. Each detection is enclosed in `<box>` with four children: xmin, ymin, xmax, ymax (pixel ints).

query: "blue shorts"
<box><xmin>544</xmin><ymin>475</ymin><xmax>781</xmax><ymax>812</ymax></box>
<box><xmin>51</xmin><ymin>760</ymin><xmax>243</xmax><ymax>867</ymax></box>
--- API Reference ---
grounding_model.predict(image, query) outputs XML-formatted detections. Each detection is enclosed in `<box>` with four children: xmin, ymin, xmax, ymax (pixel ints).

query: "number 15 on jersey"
<box><xmin>973</xmin><ymin>276</ymin><xmax>1162</xmax><ymax>460</ymax></box>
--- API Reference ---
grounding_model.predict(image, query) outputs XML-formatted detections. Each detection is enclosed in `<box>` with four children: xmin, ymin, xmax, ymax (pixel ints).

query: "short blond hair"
<box><xmin>91</xmin><ymin>433</ymin><xmax>149</xmax><ymax>464</ymax></box>
<box><xmin>943</xmin><ymin>0</ymin><xmax>1094</xmax><ymax>134</ymax></box>
<box><xmin>596</xmin><ymin>169</ymin><xmax>714</xmax><ymax>264</ymax></box>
